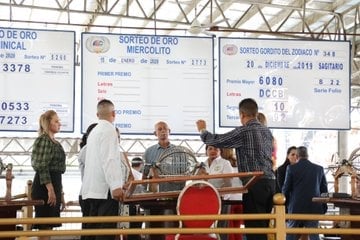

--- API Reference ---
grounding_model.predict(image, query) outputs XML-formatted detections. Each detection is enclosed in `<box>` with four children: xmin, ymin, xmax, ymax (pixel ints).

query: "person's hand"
<box><xmin>149</xmin><ymin>167</ymin><xmax>160</xmax><ymax>179</ymax></box>
<box><xmin>147</xmin><ymin>167</ymin><xmax>160</xmax><ymax>193</ymax></box>
<box><xmin>46</xmin><ymin>183</ymin><xmax>56</xmax><ymax>207</ymax></box>
<box><xmin>123</xmin><ymin>181</ymin><xmax>131</xmax><ymax>191</ymax></box>
<box><xmin>112</xmin><ymin>187</ymin><xmax>124</xmax><ymax>202</ymax></box>
<box><xmin>196</xmin><ymin>119</ymin><xmax>207</xmax><ymax>132</ymax></box>
<box><xmin>60</xmin><ymin>193</ymin><xmax>66</xmax><ymax>211</ymax></box>
<box><xmin>47</xmin><ymin>190</ymin><xmax>56</xmax><ymax>206</ymax></box>
<box><xmin>196</xmin><ymin>167</ymin><xmax>208</xmax><ymax>176</ymax></box>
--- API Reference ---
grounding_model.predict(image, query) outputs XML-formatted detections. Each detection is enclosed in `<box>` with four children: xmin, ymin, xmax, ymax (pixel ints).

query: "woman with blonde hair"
<box><xmin>31</xmin><ymin>110</ymin><xmax>66</xmax><ymax>240</ymax></box>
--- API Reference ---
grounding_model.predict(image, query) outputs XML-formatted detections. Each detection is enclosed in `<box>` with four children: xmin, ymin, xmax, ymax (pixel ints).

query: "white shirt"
<box><xmin>81</xmin><ymin>119</ymin><xmax>124</xmax><ymax>199</ymax></box>
<box><xmin>78</xmin><ymin>145</ymin><xmax>87</xmax><ymax>195</ymax></box>
<box><xmin>131</xmin><ymin>167</ymin><xmax>145</xmax><ymax>193</ymax></box>
<box><xmin>78</xmin><ymin>145</ymin><xmax>86</xmax><ymax>181</ymax></box>
<box><xmin>131</xmin><ymin>168</ymin><xmax>143</xmax><ymax>180</ymax></box>
<box><xmin>203</xmin><ymin>156</ymin><xmax>233</xmax><ymax>200</ymax></box>
<box><xmin>120</xmin><ymin>152</ymin><xmax>130</xmax><ymax>183</ymax></box>
<box><xmin>229</xmin><ymin>166</ymin><xmax>243</xmax><ymax>200</ymax></box>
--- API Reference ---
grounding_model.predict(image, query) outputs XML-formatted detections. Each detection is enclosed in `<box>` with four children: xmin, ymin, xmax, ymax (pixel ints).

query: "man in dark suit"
<box><xmin>282</xmin><ymin>146</ymin><xmax>328</xmax><ymax>240</ymax></box>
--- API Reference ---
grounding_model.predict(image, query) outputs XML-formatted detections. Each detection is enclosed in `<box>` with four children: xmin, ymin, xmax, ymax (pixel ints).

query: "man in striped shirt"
<box><xmin>196</xmin><ymin>98</ymin><xmax>276</xmax><ymax>240</ymax></box>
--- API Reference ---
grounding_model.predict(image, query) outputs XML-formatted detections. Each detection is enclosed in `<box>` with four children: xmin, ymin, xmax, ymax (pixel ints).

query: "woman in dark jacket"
<box><xmin>275</xmin><ymin>146</ymin><xmax>297</xmax><ymax>193</ymax></box>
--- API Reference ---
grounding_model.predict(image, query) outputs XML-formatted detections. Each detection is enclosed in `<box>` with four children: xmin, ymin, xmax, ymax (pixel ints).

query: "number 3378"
<box><xmin>2</xmin><ymin>63</ymin><xmax>31</xmax><ymax>72</ymax></box>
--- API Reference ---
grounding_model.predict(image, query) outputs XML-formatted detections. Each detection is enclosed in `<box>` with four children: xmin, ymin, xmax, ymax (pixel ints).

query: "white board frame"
<box><xmin>81</xmin><ymin>33</ymin><xmax>214</xmax><ymax>135</ymax></box>
<box><xmin>219</xmin><ymin>38</ymin><xmax>351</xmax><ymax>130</ymax></box>
<box><xmin>0</xmin><ymin>27</ymin><xmax>75</xmax><ymax>132</ymax></box>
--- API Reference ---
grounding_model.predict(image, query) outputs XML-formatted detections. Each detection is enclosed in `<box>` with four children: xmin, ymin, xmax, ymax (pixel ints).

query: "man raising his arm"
<box><xmin>196</xmin><ymin>98</ymin><xmax>275</xmax><ymax>240</ymax></box>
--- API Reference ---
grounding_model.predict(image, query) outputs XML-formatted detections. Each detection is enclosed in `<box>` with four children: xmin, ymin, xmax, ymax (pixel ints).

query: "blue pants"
<box><xmin>286</xmin><ymin>220</ymin><xmax>320</xmax><ymax>240</ymax></box>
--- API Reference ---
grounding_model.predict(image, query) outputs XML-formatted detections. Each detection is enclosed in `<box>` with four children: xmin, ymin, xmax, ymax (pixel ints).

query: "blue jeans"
<box><xmin>286</xmin><ymin>220</ymin><xmax>320</xmax><ymax>240</ymax></box>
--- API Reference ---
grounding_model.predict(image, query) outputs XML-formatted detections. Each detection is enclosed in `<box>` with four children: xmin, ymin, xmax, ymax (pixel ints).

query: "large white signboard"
<box><xmin>0</xmin><ymin>28</ymin><xmax>75</xmax><ymax>132</ymax></box>
<box><xmin>81</xmin><ymin>33</ymin><xmax>214</xmax><ymax>135</ymax></box>
<box><xmin>219</xmin><ymin>38</ymin><xmax>351</xmax><ymax>130</ymax></box>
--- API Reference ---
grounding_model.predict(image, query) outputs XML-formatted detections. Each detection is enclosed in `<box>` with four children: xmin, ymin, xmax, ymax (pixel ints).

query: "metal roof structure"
<box><xmin>0</xmin><ymin>0</ymin><xmax>359</xmax><ymax>96</ymax></box>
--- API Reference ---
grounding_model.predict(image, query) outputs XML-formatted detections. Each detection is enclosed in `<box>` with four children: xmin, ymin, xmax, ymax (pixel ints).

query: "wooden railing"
<box><xmin>0</xmin><ymin>179</ymin><xmax>36</xmax><ymax>231</ymax></box>
<box><xmin>0</xmin><ymin>200</ymin><xmax>359</xmax><ymax>240</ymax></box>
<box><xmin>1</xmin><ymin>177</ymin><xmax>359</xmax><ymax>240</ymax></box>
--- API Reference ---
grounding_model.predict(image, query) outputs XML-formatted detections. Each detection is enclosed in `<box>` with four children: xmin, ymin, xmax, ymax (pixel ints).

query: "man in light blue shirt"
<box><xmin>142</xmin><ymin>121</ymin><xmax>178</xmax><ymax>240</ymax></box>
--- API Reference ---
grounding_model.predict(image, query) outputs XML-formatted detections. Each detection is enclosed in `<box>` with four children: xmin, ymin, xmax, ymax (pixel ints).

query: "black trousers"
<box><xmin>83</xmin><ymin>192</ymin><xmax>119</xmax><ymax>240</ymax></box>
<box><xmin>243</xmin><ymin>178</ymin><xmax>275</xmax><ymax>240</ymax></box>
<box><xmin>79</xmin><ymin>195</ymin><xmax>91</xmax><ymax>240</ymax></box>
<box><xmin>127</xmin><ymin>204</ymin><xmax>142</xmax><ymax>240</ymax></box>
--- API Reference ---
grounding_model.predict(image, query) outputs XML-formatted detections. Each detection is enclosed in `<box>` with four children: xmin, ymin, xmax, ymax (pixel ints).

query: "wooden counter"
<box><xmin>0</xmin><ymin>200</ymin><xmax>44</xmax><ymax>240</ymax></box>
<box><xmin>313</xmin><ymin>197</ymin><xmax>360</xmax><ymax>240</ymax></box>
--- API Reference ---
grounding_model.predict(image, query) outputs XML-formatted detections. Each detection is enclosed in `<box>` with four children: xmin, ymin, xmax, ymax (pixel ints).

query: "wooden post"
<box><xmin>22</xmin><ymin>180</ymin><xmax>34</xmax><ymax>231</ymax></box>
<box><xmin>4</xmin><ymin>164</ymin><xmax>12</xmax><ymax>202</ymax></box>
<box><xmin>273</xmin><ymin>193</ymin><xmax>286</xmax><ymax>240</ymax></box>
